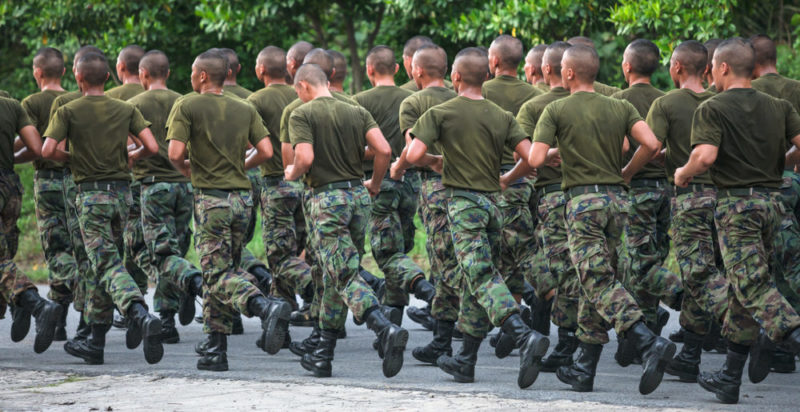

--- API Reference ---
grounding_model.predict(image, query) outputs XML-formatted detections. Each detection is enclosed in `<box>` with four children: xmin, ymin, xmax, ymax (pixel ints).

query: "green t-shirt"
<box><xmin>44</xmin><ymin>95</ymin><xmax>150</xmax><ymax>184</ymax></box>
<box><xmin>398</xmin><ymin>86</ymin><xmax>457</xmax><ymax>158</ymax></box>
<box><xmin>751</xmin><ymin>73</ymin><xmax>800</xmax><ymax>113</ymax></box>
<box><xmin>279</xmin><ymin>92</ymin><xmax>357</xmax><ymax>144</ymax></box>
<box><xmin>400</xmin><ymin>79</ymin><xmax>453</xmax><ymax>92</ymax></box>
<box><xmin>613</xmin><ymin>83</ymin><xmax>666</xmax><ymax>179</ymax></box>
<box><xmin>166</xmin><ymin>93</ymin><xmax>268</xmax><ymax>190</ymax></box>
<box><xmin>533</xmin><ymin>92</ymin><xmax>641</xmax><ymax>190</ymax></box>
<box><xmin>0</xmin><ymin>97</ymin><xmax>33</xmax><ymax>171</ymax></box>
<box><xmin>646</xmin><ymin>88</ymin><xmax>715</xmax><ymax>185</ymax></box>
<box><xmin>482</xmin><ymin>75</ymin><xmax>543</xmax><ymax>166</ymax></box>
<box><xmin>411</xmin><ymin>96</ymin><xmax>528</xmax><ymax>192</ymax></box>
<box><xmin>594</xmin><ymin>81</ymin><xmax>622</xmax><ymax>97</ymax></box>
<box><xmin>21</xmin><ymin>89</ymin><xmax>68</xmax><ymax>170</ymax></box>
<box><xmin>288</xmin><ymin>96</ymin><xmax>379</xmax><ymax>188</ymax></box>
<box><xmin>49</xmin><ymin>91</ymin><xmax>82</xmax><ymax>122</ymax></box>
<box><xmin>535</xmin><ymin>82</ymin><xmax>550</xmax><ymax>93</ymax></box>
<box><xmin>106</xmin><ymin>83</ymin><xmax>145</xmax><ymax>101</ymax></box>
<box><xmin>223</xmin><ymin>84</ymin><xmax>253</xmax><ymax>99</ymax></box>
<box><xmin>516</xmin><ymin>86</ymin><xmax>570</xmax><ymax>188</ymax></box>
<box><xmin>354</xmin><ymin>85</ymin><xmax>414</xmax><ymax>172</ymax></box>
<box><xmin>247</xmin><ymin>84</ymin><xmax>297</xmax><ymax>177</ymax></box>
<box><xmin>691</xmin><ymin>88</ymin><xmax>800</xmax><ymax>189</ymax></box>
<box><xmin>128</xmin><ymin>89</ymin><xmax>187</xmax><ymax>183</ymax></box>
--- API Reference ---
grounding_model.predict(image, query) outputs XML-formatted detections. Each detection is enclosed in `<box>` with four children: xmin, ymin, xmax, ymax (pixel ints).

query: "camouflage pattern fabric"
<box><xmin>497</xmin><ymin>181</ymin><xmax>540</xmax><ymax>297</ymax></box>
<box><xmin>63</xmin><ymin>174</ymin><xmax>89</xmax><ymax>314</ymax></box>
<box><xmin>775</xmin><ymin>171</ymin><xmax>800</xmax><ymax>311</ymax></box>
<box><xmin>33</xmin><ymin>174</ymin><xmax>78</xmax><ymax>305</ymax></box>
<box><xmin>303</xmin><ymin>187</ymin><xmax>324</xmax><ymax>321</ymax></box>
<box><xmin>0</xmin><ymin>174</ymin><xmax>37</xmax><ymax>305</ymax></box>
<box><xmin>240</xmin><ymin>169</ymin><xmax>267</xmax><ymax>273</ymax></box>
<box><xmin>124</xmin><ymin>180</ymin><xmax>152</xmax><ymax>294</ymax></box>
<box><xmin>565</xmin><ymin>190</ymin><xmax>644</xmax><ymax>345</ymax></box>
<box><xmin>401</xmin><ymin>170</ymin><xmax>421</xmax><ymax>254</ymax></box>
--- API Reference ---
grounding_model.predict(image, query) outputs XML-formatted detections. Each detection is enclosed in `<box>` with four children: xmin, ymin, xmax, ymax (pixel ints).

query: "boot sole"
<box><xmin>64</xmin><ymin>341</ymin><xmax>103</xmax><ymax>365</ymax></box>
<box><xmin>412</xmin><ymin>347</ymin><xmax>450</xmax><ymax>365</ymax></box>
<box><xmin>639</xmin><ymin>340</ymin><xmax>676</xmax><ymax>395</ymax></box>
<box><xmin>382</xmin><ymin>328</ymin><xmax>409</xmax><ymax>378</ymax></box>
<box><xmin>143</xmin><ymin>318</ymin><xmax>164</xmax><ymax>364</ymax></box>
<box><xmin>197</xmin><ymin>362</ymin><xmax>229</xmax><ymax>372</ymax></box>
<box><xmin>126</xmin><ymin>323</ymin><xmax>142</xmax><ymax>350</ymax></box>
<box><xmin>11</xmin><ymin>308</ymin><xmax>32</xmax><ymax>342</ymax></box>
<box><xmin>300</xmin><ymin>358</ymin><xmax>332</xmax><ymax>377</ymax></box>
<box><xmin>437</xmin><ymin>357</ymin><xmax>474</xmax><ymax>383</ymax></box>
<box><xmin>34</xmin><ymin>303</ymin><xmax>63</xmax><ymax>354</ymax></box>
<box><xmin>518</xmin><ymin>335</ymin><xmax>549</xmax><ymax>389</ymax></box>
<box><xmin>555</xmin><ymin>368</ymin><xmax>593</xmax><ymax>392</ymax></box>
<box><xmin>178</xmin><ymin>295</ymin><xmax>197</xmax><ymax>326</ymax></box>
<box><xmin>262</xmin><ymin>303</ymin><xmax>292</xmax><ymax>355</ymax></box>
<box><xmin>697</xmin><ymin>374</ymin><xmax>738</xmax><ymax>404</ymax></box>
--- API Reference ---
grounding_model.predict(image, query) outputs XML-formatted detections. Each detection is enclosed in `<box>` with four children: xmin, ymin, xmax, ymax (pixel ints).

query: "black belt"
<box><xmin>35</xmin><ymin>168</ymin><xmax>69</xmax><ymax>179</ymax></box>
<box><xmin>312</xmin><ymin>179</ymin><xmax>362</xmax><ymax>195</ymax></box>
<box><xmin>418</xmin><ymin>170</ymin><xmax>441</xmax><ymax>180</ymax></box>
<box><xmin>674</xmin><ymin>183</ymin><xmax>716</xmax><ymax>196</ymax></box>
<box><xmin>443</xmin><ymin>187</ymin><xmax>496</xmax><ymax>203</ymax></box>
<box><xmin>630</xmin><ymin>178</ymin><xmax>668</xmax><ymax>188</ymax></box>
<box><xmin>262</xmin><ymin>175</ymin><xmax>284</xmax><ymax>185</ymax></box>
<box><xmin>565</xmin><ymin>184</ymin><xmax>624</xmax><ymax>200</ymax></box>
<box><xmin>77</xmin><ymin>180</ymin><xmax>129</xmax><ymax>192</ymax></box>
<box><xmin>537</xmin><ymin>183</ymin><xmax>563</xmax><ymax>196</ymax></box>
<box><xmin>717</xmin><ymin>186</ymin><xmax>777</xmax><ymax>199</ymax></box>
<box><xmin>196</xmin><ymin>188</ymin><xmax>236</xmax><ymax>199</ymax></box>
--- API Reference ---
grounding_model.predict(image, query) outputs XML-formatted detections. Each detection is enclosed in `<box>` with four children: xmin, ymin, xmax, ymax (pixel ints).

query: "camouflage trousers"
<box><xmin>304</xmin><ymin>187</ymin><xmax>324</xmax><ymax>320</ymax></box>
<box><xmin>621</xmin><ymin>183</ymin><xmax>682</xmax><ymax>325</ymax></box>
<box><xmin>498</xmin><ymin>180</ymin><xmax>544</xmax><ymax>299</ymax></box>
<box><xmin>402</xmin><ymin>170</ymin><xmax>421</xmax><ymax>254</ymax></box>
<box><xmin>77</xmin><ymin>184</ymin><xmax>146</xmax><ymax>325</ymax></box>
<box><xmin>0</xmin><ymin>173</ymin><xmax>37</xmax><ymax>308</ymax></box>
<box><xmin>193</xmin><ymin>189</ymin><xmax>263</xmax><ymax>334</ymax></box>
<box><xmin>33</xmin><ymin>171</ymin><xmax>78</xmax><ymax>305</ymax></box>
<box><xmin>446</xmin><ymin>189</ymin><xmax>519</xmax><ymax>338</ymax></box>
<box><xmin>309</xmin><ymin>185</ymin><xmax>379</xmax><ymax>331</ymax></box>
<box><xmin>369</xmin><ymin>176</ymin><xmax>425</xmax><ymax>307</ymax></box>
<box><xmin>565</xmin><ymin>190</ymin><xmax>644</xmax><ymax>345</ymax></box>
<box><xmin>419</xmin><ymin>174</ymin><xmax>461</xmax><ymax>322</ymax></box>
<box><xmin>64</xmin><ymin>174</ymin><xmax>90</xmax><ymax>314</ymax></box>
<box><xmin>141</xmin><ymin>181</ymin><xmax>199</xmax><ymax>313</ymax></box>
<box><xmin>260</xmin><ymin>176</ymin><xmax>310</xmax><ymax>311</ymax></box>
<box><xmin>671</xmin><ymin>188</ymin><xmax>728</xmax><ymax>335</ymax></box>
<box><xmin>774</xmin><ymin>171</ymin><xmax>800</xmax><ymax>312</ymax></box>
<box><xmin>714</xmin><ymin>192</ymin><xmax>800</xmax><ymax>346</ymax></box>
<box><xmin>124</xmin><ymin>181</ymin><xmax>151</xmax><ymax>294</ymax></box>
<box><xmin>241</xmin><ymin>169</ymin><xmax>268</xmax><ymax>273</ymax></box>
<box><xmin>536</xmin><ymin>189</ymin><xmax>580</xmax><ymax>331</ymax></box>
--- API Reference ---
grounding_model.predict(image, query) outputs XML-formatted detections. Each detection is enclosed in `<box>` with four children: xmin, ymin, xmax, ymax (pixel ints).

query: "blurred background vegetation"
<box><xmin>1</xmin><ymin>0</ymin><xmax>797</xmax><ymax>281</ymax></box>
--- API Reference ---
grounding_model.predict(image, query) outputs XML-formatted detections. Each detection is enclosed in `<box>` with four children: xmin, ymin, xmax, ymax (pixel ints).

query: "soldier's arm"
<box><xmin>168</xmin><ymin>140</ymin><xmax>191</xmax><ymax>178</ymax></box>
<box><xmin>13</xmin><ymin>136</ymin><xmax>24</xmax><ymax>151</ymax></box>
<box><xmin>42</xmin><ymin>138</ymin><xmax>69</xmax><ymax>162</ymax></box>
<box><xmin>786</xmin><ymin>135</ymin><xmax>800</xmax><ymax>168</ymax></box>
<box><xmin>364</xmin><ymin>127</ymin><xmax>391</xmax><ymax>196</ymax></box>
<box><xmin>14</xmin><ymin>125</ymin><xmax>42</xmax><ymax>163</ymax></box>
<box><xmin>406</xmin><ymin>138</ymin><xmax>441</xmax><ymax>170</ymax></box>
<box><xmin>245</xmin><ymin>137</ymin><xmax>272</xmax><ymax>170</ymax></box>
<box><xmin>285</xmin><ymin>143</ymin><xmax>313</xmax><ymax>181</ymax></box>
<box><xmin>674</xmin><ymin>144</ymin><xmax>717</xmax><ymax>187</ymax></box>
<box><xmin>622</xmin><ymin>121</ymin><xmax>661</xmax><ymax>183</ymax></box>
<box><xmin>500</xmin><ymin>140</ymin><xmax>533</xmax><ymax>190</ymax></box>
<box><xmin>128</xmin><ymin>127</ymin><xmax>158</xmax><ymax>168</ymax></box>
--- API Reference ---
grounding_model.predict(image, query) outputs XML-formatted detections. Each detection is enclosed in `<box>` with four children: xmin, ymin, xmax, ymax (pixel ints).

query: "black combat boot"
<box><xmin>702</xmin><ymin>322</ymin><xmax>725</xmax><ymax>353</ymax></box>
<box><xmin>257</xmin><ymin>330</ymin><xmax>292</xmax><ymax>350</ymax></box>
<box><xmin>493</xmin><ymin>330</ymin><xmax>516</xmax><ymax>359</ymax></box>
<box><xmin>406</xmin><ymin>305</ymin><xmax>435</xmax><ymax>331</ymax></box>
<box><xmin>748</xmin><ymin>331</ymin><xmax>774</xmax><ymax>383</ymax></box>
<box><xmin>413</xmin><ymin>319</ymin><xmax>454</xmax><ymax>364</ymax></box>
<box><xmin>406</xmin><ymin>276</ymin><xmax>436</xmax><ymax>331</ymax></box>
<box><xmin>196</xmin><ymin>332</ymin><xmax>228</xmax><ymax>372</ymax></box>
<box><xmin>247</xmin><ymin>295</ymin><xmax>292</xmax><ymax>355</ymax></box>
<box><xmin>652</xmin><ymin>306</ymin><xmax>670</xmax><ymax>336</ymax></box>
<box><xmin>373</xmin><ymin>306</ymin><xmax>402</xmax><ymax>357</ymax></box>
<box><xmin>290</xmin><ymin>302</ymin><xmax>315</xmax><ymax>327</ymax></box>
<box><xmin>15</xmin><ymin>289</ymin><xmax>63</xmax><ymax>353</ymax></box>
<box><xmin>665</xmin><ymin>329</ymin><xmax>703</xmax><ymax>382</ymax></box>
<box><xmin>771</xmin><ymin>349</ymin><xmax>796</xmax><ymax>373</ymax></box>
<box><xmin>73</xmin><ymin>315</ymin><xmax>90</xmax><ymax>342</ymax></box>
<box><xmin>127</xmin><ymin>303</ymin><xmax>164</xmax><ymax>364</ymax></box>
<box><xmin>289</xmin><ymin>323</ymin><xmax>320</xmax><ymax>357</ymax></box>
<box><xmin>669</xmin><ymin>327</ymin><xmax>686</xmax><ymax>343</ymax></box>
<box><xmin>64</xmin><ymin>323</ymin><xmax>109</xmax><ymax>365</ymax></box>
<box><xmin>500</xmin><ymin>313</ymin><xmax>550</xmax><ymax>389</ymax></box>
<box><xmin>53</xmin><ymin>303</ymin><xmax>69</xmax><ymax>341</ymax></box>
<box><xmin>522</xmin><ymin>282</ymin><xmax>551</xmax><ymax>337</ymax></box>
<box><xmin>556</xmin><ymin>342</ymin><xmax>603</xmax><ymax>392</ymax></box>
<box><xmin>541</xmin><ymin>328</ymin><xmax>579</xmax><ymax>372</ymax></box>
<box><xmin>159</xmin><ymin>311</ymin><xmax>179</xmax><ymax>344</ymax></box>
<box><xmin>697</xmin><ymin>346</ymin><xmax>747</xmax><ymax>404</ymax></box>
<box><xmin>359</xmin><ymin>268</ymin><xmax>386</xmax><ymax>301</ymax></box>
<box><xmin>112</xmin><ymin>313</ymin><xmax>127</xmax><ymax>329</ymax></box>
<box><xmin>179</xmin><ymin>273</ymin><xmax>202</xmax><ymax>326</ymax></box>
<box><xmin>301</xmin><ymin>329</ymin><xmax>338</xmax><ymax>377</ymax></box>
<box><xmin>437</xmin><ymin>332</ymin><xmax>481</xmax><ymax>383</ymax></box>
<box><xmin>625</xmin><ymin>321</ymin><xmax>677</xmax><ymax>395</ymax></box>
<box><xmin>195</xmin><ymin>335</ymin><xmax>210</xmax><ymax>356</ymax></box>
<box><xmin>232</xmin><ymin>313</ymin><xmax>244</xmax><ymax>335</ymax></box>
<box><xmin>366</xmin><ymin>307</ymin><xmax>409</xmax><ymax>378</ymax></box>
<box><xmin>249</xmin><ymin>265</ymin><xmax>273</xmax><ymax>296</ymax></box>
<box><xmin>10</xmin><ymin>304</ymin><xmax>31</xmax><ymax>342</ymax></box>
<box><xmin>337</xmin><ymin>326</ymin><xmax>347</xmax><ymax>339</ymax></box>
<box><xmin>779</xmin><ymin>326</ymin><xmax>800</xmax><ymax>356</ymax></box>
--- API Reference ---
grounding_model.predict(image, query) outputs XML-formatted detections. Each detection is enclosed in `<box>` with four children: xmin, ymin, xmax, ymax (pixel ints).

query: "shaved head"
<box><xmin>77</xmin><ymin>52</ymin><xmax>109</xmax><ymax>86</ymax></box>
<box><xmin>714</xmin><ymin>37</ymin><xmax>755</xmax><ymax>78</ymax></box>
<box><xmin>526</xmin><ymin>44</ymin><xmax>547</xmax><ymax>70</ymax></box>
<box><xmin>672</xmin><ymin>40</ymin><xmax>707</xmax><ymax>76</ymax></box>
<box><xmin>563</xmin><ymin>45</ymin><xmax>599</xmax><ymax>83</ymax></box>
<box><xmin>413</xmin><ymin>45</ymin><xmax>448</xmax><ymax>79</ymax></box>
<box><xmin>287</xmin><ymin>41</ymin><xmax>314</xmax><ymax>64</ymax></box>
<box><xmin>403</xmin><ymin>35</ymin><xmax>434</xmax><ymax>58</ymax></box>
<box><xmin>294</xmin><ymin>63</ymin><xmax>327</xmax><ymax>87</ymax></box>
<box><xmin>568</xmin><ymin>36</ymin><xmax>595</xmax><ymax>49</ymax></box>
<box><xmin>453</xmin><ymin>47</ymin><xmax>489</xmax><ymax>87</ymax></box>
<box><xmin>366</xmin><ymin>45</ymin><xmax>396</xmax><ymax>75</ymax></box>
<box><xmin>544</xmin><ymin>41</ymin><xmax>571</xmax><ymax>73</ymax></box>
<box><xmin>749</xmin><ymin>34</ymin><xmax>777</xmax><ymax>66</ymax></box>
<box><xmin>489</xmin><ymin>34</ymin><xmax>524</xmax><ymax>69</ymax></box>
<box><xmin>118</xmin><ymin>45</ymin><xmax>144</xmax><ymax>74</ymax></box>
<box><xmin>194</xmin><ymin>49</ymin><xmax>229</xmax><ymax>87</ymax></box>
<box><xmin>74</xmin><ymin>45</ymin><xmax>104</xmax><ymax>70</ymax></box>
<box><xmin>219</xmin><ymin>48</ymin><xmax>240</xmax><ymax>67</ymax></box>
<box><xmin>140</xmin><ymin>50</ymin><xmax>170</xmax><ymax>79</ymax></box>
<box><xmin>625</xmin><ymin>39</ymin><xmax>661</xmax><ymax>76</ymax></box>
<box><xmin>303</xmin><ymin>48</ymin><xmax>334</xmax><ymax>80</ymax></box>
<box><xmin>257</xmin><ymin>46</ymin><xmax>288</xmax><ymax>79</ymax></box>
<box><xmin>327</xmin><ymin>49</ymin><xmax>347</xmax><ymax>84</ymax></box>
<box><xmin>704</xmin><ymin>38</ymin><xmax>722</xmax><ymax>69</ymax></box>
<box><xmin>33</xmin><ymin>47</ymin><xmax>64</xmax><ymax>78</ymax></box>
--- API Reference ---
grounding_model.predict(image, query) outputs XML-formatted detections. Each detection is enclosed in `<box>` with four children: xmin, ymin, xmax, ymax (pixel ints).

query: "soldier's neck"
<box><xmin>39</xmin><ymin>78</ymin><xmax>65</xmax><ymax>92</ymax></box>
<box><xmin>679</xmin><ymin>76</ymin><xmax>705</xmax><ymax>94</ymax></box>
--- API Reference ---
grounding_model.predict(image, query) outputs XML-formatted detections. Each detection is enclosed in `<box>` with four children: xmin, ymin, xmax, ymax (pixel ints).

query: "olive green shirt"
<box><xmin>594</xmin><ymin>81</ymin><xmax>622</xmax><ymax>97</ymax></box>
<box><xmin>45</xmin><ymin>95</ymin><xmax>150</xmax><ymax>183</ymax></box>
<box><xmin>166</xmin><ymin>93</ymin><xmax>268</xmax><ymax>190</ymax></box>
<box><xmin>535</xmin><ymin>82</ymin><xmax>550</xmax><ymax>93</ymax></box>
<box><xmin>401</xmin><ymin>79</ymin><xmax>453</xmax><ymax>92</ymax></box>
<box><xmin>288</xmin><ymin>96</ymin><xmax>379</xmax><ymax>188</ymax></box>
<box><xmin>534</xmin><ymin>92</ymin><xmax>641</xmax><ymax>190</ymax></box>
<box><xmin>613</xmin><ymin>83</ymin><xmax>665</xmax><ymax>179</ymax></box>
<box><xmin>646</xmin><ymin>88</ymin><xmax>715</xmax><ymax>185</ymax></box>
<box><xmin>49</xmin><ymin>91</ymin><xmax>82</xmax><ymax>122</ymax></box>
<box><xmin>21</xmin><ymin>89</ymin><xmax>68</xmax><ymax>170</ymax></box>
<box><xmin>247</xmin><ymin>84</ymin><xmax>297</xmax><ymax>177</ymax></box>
<box><xmin>354</xmin><ymin>85</ymin><xmax>414</xmax><ymax>172</ymax></box>
<box><xmin>516</xmin><ymin>86</ymin><xmax>570</xmax><ymax>188</ymax></box>
<box><xmin>0</xmin><ymin>97</ymin><xmax>33</xmax><ymax>171</ymax></box>
<box><xmin>223</xmin><ymin>84</ymin><xmax>253</xmax><ymax>99</ymax></box>
<box><xmin>411</xmin><ymin>96</ymin><xmax>528</xmax><ymax>193</ymax></box>
<box><xmin>482</xmin><ymin>75</ymin><xmax>542</xmax><ymax>166</ymax></box>
<box><xmin>691</xmin><ymin>88</ymin><xmax>800</xmax><ymax>189</ymax></box>
<box><xmin>106</xmin><ymin>83</ymin><xmax>145</xmax><ymax>101</ymax></box>
<box><xmin>128</xmin><ymin>89</ymin><xmax>187</xmax><ymax>183</ymax></box>
<box><xmin>280</xmin><ymin>92</ymin><xmax>358</xmax><ymax>144</ymax></box>
<box><xmin>751</xmin><ymin>73</ymin><xmax>800</xmax><ymax>113</ymax></box>
<box><xmin>398</xmin><ymin>86</ymin><xmax>457</xmax><ymax>158</ymax></box>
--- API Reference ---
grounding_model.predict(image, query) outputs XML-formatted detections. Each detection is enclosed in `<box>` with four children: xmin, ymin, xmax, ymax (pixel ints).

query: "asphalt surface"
<box><xmin>2</xmin><ymin>287</ymin><xmax>798</xmax><ymax>410</ymax></box>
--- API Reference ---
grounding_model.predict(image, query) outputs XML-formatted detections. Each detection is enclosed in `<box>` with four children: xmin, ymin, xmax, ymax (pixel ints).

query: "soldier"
<box><xmin>528</xmin><ymin>44</ymin><xmax>676</xmax><ymax>394</ymax></box>
<box><xmin>674</xmin><ymin>38</ymin><xmax>800</xmax><ymax>404</ymax></box>
<box><xmin>406</xmin><ymin>47</ymin><xmax>550</xmax><ymax>387</ymax></box>
<box><xmin>703</xmin><ymin>39</ymin><xmax>722</xmax><ymax>92</ymax></box>
<box><xmin>166</xmin><ymin>49</ymin><xmax>291</xmax><ymax>371</ymax></box>
<box><xmin>42</xmin><ymin>52</ymin><xmax>163</xmax><ymax>365</ymax></box>
<box><xmin>128</xmin><ymin>50</ymin><xmax>203</xmax><ymax>344</ymax></box>
<box><xmin>390</xmin><ymin>44</ymin><xmax>460</xmax><ymax>364</ymax></box>
<box><xmin>286</xmin><ymin>63</ymin><xmax>408</xmax><ymax>378</ymax></box>
<box><xmin>2</xmin><ymin>93</ymin><xmax>63</xmax><ymax>355</ymax></box>
<box><xmin>524</xmin><ymin>44</ymin><xmax>549</xmax><ymax>92</ymax></box>
<box><xmin>107</xmin><ymin>45</ymin><xmax>146</xmax><ymax>100</ymax></box>
<box><xmin>566</xmin><ymin>36</ymin><xmax>621</xmax><ymax>96</ymax></box>
<box><xmin>516</xmin><ymin>41</ymin><xmax>581</xmax><ymax>372</ymax></box>
<box><xmin>220</xmin><ymin>48</ymin><xmax>253</xmax><ymax>99</ymax></box>
<box><xmin>400</xmin><ymin>35</ymin><xmax>453</xmax><ymax>91</ymax></box>
<box><xmin>20</xmin><ymin>47</ymin><xmax>72</xmax><ymax>341</ymax></box>
<box><xmin>327</xmin><ymin>49</ymin><xmax>348</xmax><ymax>93</ymax></box>
<box><xmin>646</xmin><ymin>41</ymin><xmax>728</xmax><ymax>383</ymax></box>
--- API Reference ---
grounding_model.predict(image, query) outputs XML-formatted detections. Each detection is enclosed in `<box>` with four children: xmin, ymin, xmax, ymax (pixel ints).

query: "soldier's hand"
<box><xmin>621</xmin><ymin>166</ymin><xmax>634</xmax><ymax>184</ymax></box>
<box><xmin>546</xmin><ymin>152</ymin><xmax>561</xmax><ymax>167</ymax></box>
<box><xmin>127</xmin><ymin>151</ymin><xmax>137</xmax><ymax>169</ymax></box>
<box><xmin>674</xmin><ymin>167</ymin><xmax>692</xmax><ymax>187</ymax></box>
<box><xmin>284</xmin><ymin>165</ymin><xmax>296</xmax><ymax>181</ymax></box>
<box><xmin>364</xmin><ymin>179</ymin><xmax>380</xmax><ymax>196</ymax></box>
<box><xmin>431</xmin><ymin>157</ymin><xmax>444</xmax><ymax>174</ymax></box>
<box><xmin>390</xmin><ymin>160</ymin><xmax>405</xmax><ymax>180</ymax></box>
<box><xmin>499</xmin><ymin>177</ymin><xmax>509</xmax><ymax>191</ymax></box>
<box><xmin>527</xmin><ymin>168</ymin><xmax>538</xmax><ymax>179</ymax></box>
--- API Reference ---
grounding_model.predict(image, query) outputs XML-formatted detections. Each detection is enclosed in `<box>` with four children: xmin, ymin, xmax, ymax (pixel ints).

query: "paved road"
<box><xmin>1</xmin><ymin>288</ymin><xmax>797</xmax><ymax>410</ymax></box>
